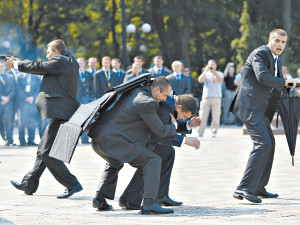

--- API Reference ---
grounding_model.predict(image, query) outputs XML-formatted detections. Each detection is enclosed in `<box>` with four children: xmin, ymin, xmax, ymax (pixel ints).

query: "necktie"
<box><xmin>158</xmin><ymin>69</ymin><xmax>161</xmax><ymax>75</ymax></box>
<box><xmin>176</xmin><ymin>74</ymin><xmax>180</xmax><ymax>80</ymax></box>
<box><xmin>274</xmin><ymin>57</ymin><xmax>278</xmax><ymax>77</ymax></box>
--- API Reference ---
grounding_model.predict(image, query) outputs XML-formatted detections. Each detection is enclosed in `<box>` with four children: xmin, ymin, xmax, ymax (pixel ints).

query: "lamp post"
<box><xmin>121</xmin><ymin>0</ymin><xmax>127</xmax><ymax>70</ymax></box>
<box><xmin>126</xmin><ymin>23</ymin><xmax>151</xmax><ymax>58</ymax></box>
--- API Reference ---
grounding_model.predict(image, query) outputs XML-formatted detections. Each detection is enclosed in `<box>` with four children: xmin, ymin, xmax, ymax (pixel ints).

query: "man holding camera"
<box><xmin>197</xmin><ymin>59</ymin><xmax>224</xmax><ymax>137</ymax></box>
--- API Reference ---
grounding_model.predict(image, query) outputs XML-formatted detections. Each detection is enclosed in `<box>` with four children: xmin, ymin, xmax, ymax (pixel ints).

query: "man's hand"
<box><xmin>189</xmin><ymin>117</ymin><xmax>201</xmax><ymax>128</ymax></box>
<box><xmin>185</xmin><ymin>137</ymin><xmax>200</xmax><ymax>150</ymax></box>
<box><xmin>170</xmin><ymin>113</ymin><xmax>176</xmax><ymax>124</ymax></box>
<box><xmin>5</xmin><ymin>56</ymin><xmax>19</xmax><ymax>69</ymax></box>
<box><xmin>26</xmin><ymin>96</ymin><xmax>34</xmax><ymax>104</ymax></box>
<box><xmin>285</xmin><ymin>79</ymin><xmax>299</xmax><ymax>89</ymax></box>
<box><xmin>1</xmin><ymin>96</ymin><xmax>9</xmax><ymax>104</ymax></box>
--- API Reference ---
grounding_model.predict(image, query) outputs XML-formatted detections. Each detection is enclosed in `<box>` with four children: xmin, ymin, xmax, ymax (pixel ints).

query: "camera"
<box><xmin>209</xmin><ymin>66</ymin><xmax>213</xmax><ymax>70</ymax></box>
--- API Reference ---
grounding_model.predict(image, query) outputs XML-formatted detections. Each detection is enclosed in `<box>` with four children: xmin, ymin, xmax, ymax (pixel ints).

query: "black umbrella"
<box><xmin>277</xmin><ymin>88</ymin><xmax>300</xmax><ymax>166</ymax></box>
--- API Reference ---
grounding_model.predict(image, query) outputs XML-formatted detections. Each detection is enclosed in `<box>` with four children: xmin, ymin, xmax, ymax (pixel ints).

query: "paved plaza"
<box><xmin>0</xmin><ymin>127</ymin><xmax>300</xmax><ymax>225</ymax></box>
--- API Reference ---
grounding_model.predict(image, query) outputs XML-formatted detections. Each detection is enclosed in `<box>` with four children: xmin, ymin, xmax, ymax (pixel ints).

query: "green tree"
<box><xmin>231</xmin><ymin>1</ymin><xmax>255</xmax><ymax>69</ymax></box>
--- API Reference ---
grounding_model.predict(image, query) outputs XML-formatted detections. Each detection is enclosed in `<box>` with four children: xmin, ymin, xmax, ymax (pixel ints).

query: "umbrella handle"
<box><xmin>292</xmin><ymin>156</ymin><xmax>294</xmax><ymax>166</ymax></box>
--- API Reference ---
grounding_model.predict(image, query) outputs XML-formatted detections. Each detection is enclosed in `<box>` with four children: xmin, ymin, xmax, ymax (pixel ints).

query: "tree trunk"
<box><xmin>150</xmin><ymin>0</ymin><xmax>172</xmax><ymax>66</ymax></box>
<box><xmin>283</xmin><ymin>0</ymin><xmax>291</xmax><ymax>64</ymax></box>
<box><xmin>112</xmin><ymin>0</ymin><xmax>120</xmax><ymax>57</ymax></box>
<box><xmin>181</xmin><ymin>0</ymin><xmax>192</xmax><ymax>68</ymax></box>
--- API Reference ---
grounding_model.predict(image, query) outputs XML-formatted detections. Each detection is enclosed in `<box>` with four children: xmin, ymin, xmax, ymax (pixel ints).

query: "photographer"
<box><xmin>197</xmin><ymin>59</ymin><xmax>224</xmax><ymax>137</ymax></box>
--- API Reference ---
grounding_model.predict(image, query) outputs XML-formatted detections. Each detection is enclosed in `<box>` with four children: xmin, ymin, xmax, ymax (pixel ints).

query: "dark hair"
<box><xmin>151</xmin><ymin>77</ymin><xmax>172</xmax><ymax>93</ymax></box>
<box><xmin>112</xmin><ymin>58</ymin><xmax>121</xmax><ymax>63</ymax></box>
<box><xmin>47</xmin><ymin>39</ymin><xmax>67</xmax><ymax>55</ymax></box>
<box><xmin>134</xmin><ymin>55</ymin><xmax>144</xmax><ymax>62</ymax></box>
<box><xmin>176</xmin><ymin>94</ymin><xmax>197</xmax><ymax>115</ymax></box>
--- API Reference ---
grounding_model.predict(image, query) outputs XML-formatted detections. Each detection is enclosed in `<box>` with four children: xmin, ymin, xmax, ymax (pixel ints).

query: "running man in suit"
<box><xmin>7</xmin><ymin>39</ymin><xmax>83</xmax><ymax>198</ymax></box>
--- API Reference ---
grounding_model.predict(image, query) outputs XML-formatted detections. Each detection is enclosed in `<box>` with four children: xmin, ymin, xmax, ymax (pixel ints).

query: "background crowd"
<box><xmin>1</xmin><ymin>53</ymin><xmax>299</xmax><ymax>146</ymax></box>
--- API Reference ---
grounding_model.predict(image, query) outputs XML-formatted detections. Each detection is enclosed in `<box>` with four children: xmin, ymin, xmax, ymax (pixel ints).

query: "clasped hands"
<box><xmin>5</xmin><ymin>56</ymin><xmax>19</xmax><ymax>69</ymax></box>
<box><xmin>285</xmin><ymin>79</ymin><xmax>300</xmax><ymax>90</ymax></box>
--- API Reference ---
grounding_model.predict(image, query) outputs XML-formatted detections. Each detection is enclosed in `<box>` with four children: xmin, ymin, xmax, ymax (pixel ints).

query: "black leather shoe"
<box><xmin>141</xmin><ymin>203</ymin><xmax>174</xmax><ymax>215</ymax></box>
<box><xmin>10</xmin><ymin>180</ymin><xmax>33</xmax><ymax>195</ymax></box>
<box><xmin>255</xmin><ymin>191</ymin><xmax>278</xmax><ymax>198</ymax></box>
<box><xmin>27</xmin><ymin>141</ymin><xmax>38</xmax><ymax>146</ymax></box>
<box><xmin>233</xmin><ymin>190</ymin><xmax>262</xmax><ymax>203</ymax></box>
<box><xmin>93</xmin><ymin>198</ymin><xmax>113</xmax><ymax>211</ymax></box>
<box><xmin>156</xmin><ymin>196</ymin><xmax>182</xmax><ymax>206</ymax></box>
<box><xmin>57</xmin><ymin>183</ymin><xmax>83</xmax><ymax>199</ymax></box>
<box><xmin>119</xmin><ymin>199</ymin><xmax>141</xmax><ymax>210</ymax></box>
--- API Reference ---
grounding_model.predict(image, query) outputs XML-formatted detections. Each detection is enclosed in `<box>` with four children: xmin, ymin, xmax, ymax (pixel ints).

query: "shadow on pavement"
<box><xmin>89</xmin><ymin>205</ymin><xmax>272</xmax><ymax>217</ymax></box>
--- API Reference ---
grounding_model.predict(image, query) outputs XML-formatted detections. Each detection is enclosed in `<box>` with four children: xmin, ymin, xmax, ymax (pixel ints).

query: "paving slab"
<box><xmin>0</xmin><ymin>127</ymin><xmax>299</xmax><ymax>225</ymax></box>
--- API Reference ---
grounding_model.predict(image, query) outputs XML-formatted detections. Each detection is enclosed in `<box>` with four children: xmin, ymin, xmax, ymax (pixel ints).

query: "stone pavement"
<box><xmin>0</xmin><ymin>127</ymin><xmax>300</xmax><ymax>225</ymax></box>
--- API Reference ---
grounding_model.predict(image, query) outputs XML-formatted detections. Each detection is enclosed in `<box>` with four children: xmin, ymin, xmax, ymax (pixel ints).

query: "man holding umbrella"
<box><xmin>230</xmin><ymin>29</ymin><xmax>300</xmax><ymax>203</ymax></box>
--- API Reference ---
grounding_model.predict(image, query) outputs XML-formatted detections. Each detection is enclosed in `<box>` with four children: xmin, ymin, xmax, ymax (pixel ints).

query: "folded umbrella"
<box><xmin>49</xmin><ymin>73</ymin><xmax>151</xmax><ymax>163</ymax></box>
<box><xmin>277</xmin><ymin>91</ymin><xmax>300</xmax><ymax>166</ymax></box>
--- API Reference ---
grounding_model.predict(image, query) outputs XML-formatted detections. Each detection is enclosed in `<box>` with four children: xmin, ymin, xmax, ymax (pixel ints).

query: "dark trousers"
<box><xmin>0</xmin><ymin>103</ymin><xmax>14</xmax><ymax>143</ymax></box>
<box><xmin>237</xmin><ymin>115</ymin><xmax>275</xmax><ymax>194</ymax></box>
<box><xmin>92</xmin><ymin>141</ymin><xmax>162</xmax><ymax>200</ymax></box>
<box><xmin>21</xmin><ymin>118</ymin><xmax>79</xmax><ymax>193</ymax></box>
<box><xmin>120</xmin><ymin>144</ymin><xmax>175</xmax><ymax>206</ymax></box>
<box><xmin>18</xmin><ymin>105</ymin><xmax>36</xmax><ymax>144</ymax></box>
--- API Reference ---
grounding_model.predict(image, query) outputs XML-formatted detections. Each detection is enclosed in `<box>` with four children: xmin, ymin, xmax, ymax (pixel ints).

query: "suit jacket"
<box><xmin>0</xmin><ymin>72</ymin><xmax>15</xmax><ymax>109</ymax></box>
<box><xmin>229</xmin><ymin>45</ymin><xmax>286</xmax><ymax>125</ymax></box>
<box><xmin>17</xmin><ymin>73</ymin><xmax>40</xmax><ymax>111</ymax></box>
<box><xmin>151</xmin><ymin>95</ymin><xmax>191</xmax><ymax>147</ymax></box>
<box><xmin>94</xmin><ymin>69</ymin><xmax>109</xmax><ymax>99</ymax></box>
<box><xmin>148</xmin><ymin>67</ymin><xmax>171</xmax><ymax>78</ymax></box>
<box><xmin>77</xmin><ymin>70</ymin><xmax>94</xmax><ymax>103</ymax></box>
<box><xmin>110</xmin><ymin>70</ymin><xmax>126</xmax><ymax>87</ymax></box>
<box><xmin>166</xmin><ymin>73</ymin><xmax>192</xmax><ymax>95</ymax></box>
<box><xmin>89</xmin><ymin>85</ymin><xmax>177</xmax><ymax>162</ymax></box>
<box><xmin>17</xmin><ymin>52</ymin><xmax>80</xmax><ymax>121</ymax></box>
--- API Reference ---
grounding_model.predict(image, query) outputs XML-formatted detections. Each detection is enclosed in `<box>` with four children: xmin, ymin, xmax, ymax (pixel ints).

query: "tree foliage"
<box><xmin>0</xmin><ymin>0</ymin><xmax>299</xmax><ymax>74</ymax></box>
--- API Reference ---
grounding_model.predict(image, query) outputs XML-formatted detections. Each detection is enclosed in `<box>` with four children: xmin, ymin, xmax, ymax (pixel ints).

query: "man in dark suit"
<box><xmin>94</xmin><ymin>56</ymin><xmax>111</xmax><ymax>98</ymax></box>
<box><xmin>89</xmin><ymin>77</ymin><xmax>177</xmax><ymax>214</ymax></box>
<box><xmin>230</xmin><ymin>29</ymin><xmax>300</xmax><ymax>203</ymax></box>
<box><xmin>7</xmin><ymin>39</ymin><xmax>83</xmax><ymax>198</ymax></box>
<box><xmin>17</xmin><ymin>72</ymin><xmax>40</xmax><ymax>146</ymax></box>
<box><xmin>77</xmin><ymin>57</ymin><xmax>94</xmax><ymax>144</ymax></box>
<box><xmin>123</xmin><ymin>62</ymin><xmax>142</xmax><ymax>82</ymax></box>
<box><xmin>119</xmin><ymin>94</ymin><xmax>201</xmax><ymax>210</ymax></box>
<box><xmin>111</xmin><ymin>58</ymin><xmax>126</xmax><ymax>86</ymax></box>
<box><xmin>166</xmin><ymin>61</ymin><xmax>192</xmax><ymax>95</ymax></box>
<box><xmin>125</xmin><ymin>55</ymin><xmax>149</xmax><ymax>77</ymax></box>
<box><xmin>148</xmin><ymin>55</ymin><xmax>171</xmax><ymax>78</ymax></box>
<box><xmin>0</xmin><ymin>62</ymin><xmax>15</xmax><ymax>146</ymax></box>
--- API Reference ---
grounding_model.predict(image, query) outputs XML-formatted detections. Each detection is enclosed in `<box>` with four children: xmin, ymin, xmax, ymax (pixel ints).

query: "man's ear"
<box><xmin>176</xmin><ymin>104</ymin><xmax>182</xmax><ymax>111</ymax></box>
<box><xmin>54</xmin><ymin>49</ymin><xmax>61</xmax><ymax>55</ymax></box>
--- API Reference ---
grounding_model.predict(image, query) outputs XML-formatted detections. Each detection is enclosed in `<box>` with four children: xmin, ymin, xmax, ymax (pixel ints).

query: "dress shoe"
<box><xmin>156</xmin><ymin>196</ymin><xmax>182</xmax><ymax>206</ymax></box>
<box><xmin>27</xmin><ymin>141</ymin><xmax>38</xmax><ymax>146</ymax></box>
<box><xmin>141</xmin><ymin>203</ymin><xmax>174</xmax><ymax>215</ymax></box>
<box><xmin>57</xmin><ymin>183</ymin><xmax>83</xmax><ymax>199</ymax></box>
<box><xmin>93</xmin><ymin>198</ymin><xmax>113</xmax><ymax>211</ymax></box>
<box><xmin>5</xmin><ymin>141</ymin><xmax>16</xmax><ymax>146</ymax></box>
<box><xmin>255</xmin><ymin>191</ymin><xmax>279</xmax><ymax>198</ymax></box>
<box><xmin>10</xmin><ymin>180</ymin><xmax>33</xmax><ymax>195</ymax></box>
<box><xmin>119</xmin><ymin>199</ymin><xmax>141</xmax><ymax>210</ymax></box>
<box><xmin>233</xmin><ymin>189</ymin><xmax>262</xmax><ymax>203</ymax></box>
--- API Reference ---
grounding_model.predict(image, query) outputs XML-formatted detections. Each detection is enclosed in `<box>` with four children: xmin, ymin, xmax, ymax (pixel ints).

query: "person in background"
<box><xmin>111</xmin><ymin>58</ymin><xmax>126</xmax><ymax>86</ymax></box>
<box><xmin>0</xmin><ymin>62</ymin><xmax>15</xmax><ymax>146</ymax></box>
<box><xmin>166</xmin><ymin>61</ymin><xmax>192</xmax><ymax>95</ymax></box>
<box><xmin>17</xmin><ymin>71</ymin><xmax>40</xmax><ymax>146</ymax></box>
<box><xmin>94</xmin><ymin>56</ymin><xmax>110</xmax><ymax>98</ymax></box>
<box><xmin>197</xmin><ymin>59</ymin><xmax>224</xmax><ymax>137</ymax></box>
<box><xmin>77</xmin><ymin>57</ymin><xmax>94</xmax><ymax>144</ymax></box>
<box><xmin>233</xmin><ymin>66</ymin><xmax>244</xmax><ymax>87</ymax></box>
<box><xmin>87</xmin><ymin>57</ymin><xmax>98</xmax><ymax>75</ymax></box>
<box><xmin>123</xmin><ymin>62</ymin><xmax>142</xmax><ymax>82</ymax></box>
<box><xmin>182</xmin><ymin>67</ymin><xmax>194</xmax><ymax>96</ymax></box>
<box><xmin>222</xmin><ymin>62</ymin><xmax>237</xmax><ymax>125</ymax></box>
<box><xmin>126</xmin><ymin>56</ymin><xmax>149</xmax><ymax>76</ymax></box>
<box><xmin>148</xmin><ymin>55</ymin><xmax>171</xmax><ymax>78</ymax></box>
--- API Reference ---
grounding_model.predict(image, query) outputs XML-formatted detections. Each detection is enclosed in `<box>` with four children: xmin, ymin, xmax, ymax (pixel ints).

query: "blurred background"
<box><xmin>0</xmin><ymin>0</ymin><xmax>299</xmax><ymax>76</ymax></box>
